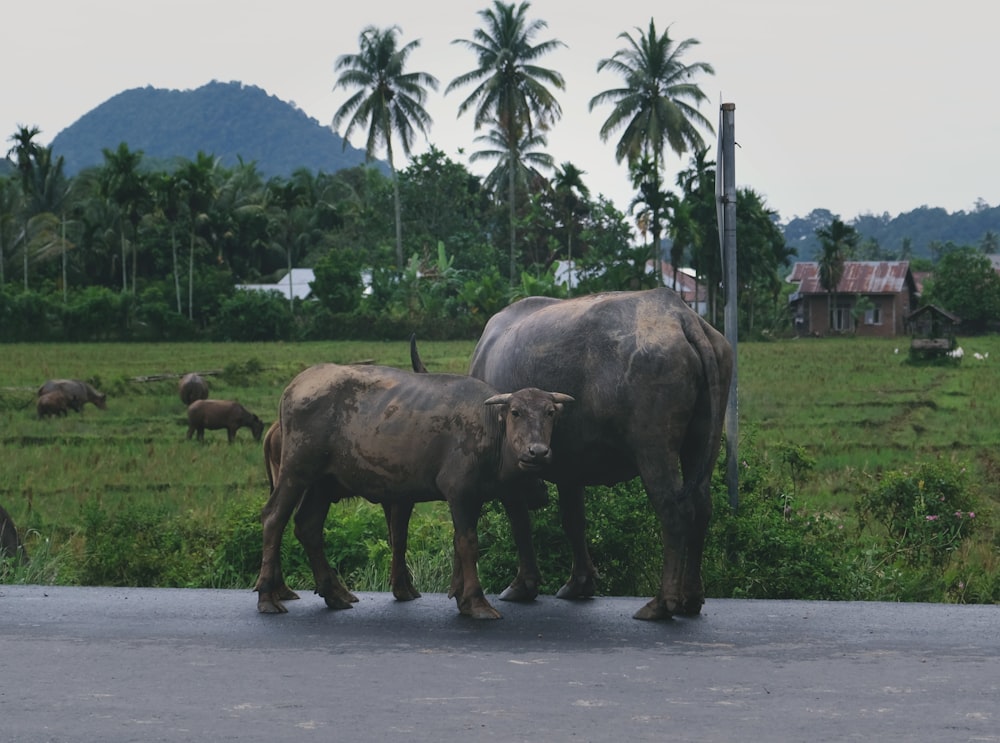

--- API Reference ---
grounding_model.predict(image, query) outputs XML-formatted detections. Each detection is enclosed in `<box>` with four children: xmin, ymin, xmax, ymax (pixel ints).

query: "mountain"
<box><xmin>49</xmin><ymin>80</ymin><xmax>378</xmax><ymax>176</ymax></box>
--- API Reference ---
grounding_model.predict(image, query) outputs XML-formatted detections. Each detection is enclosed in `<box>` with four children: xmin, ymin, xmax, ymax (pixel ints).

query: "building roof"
<box><xmin>236</xmin><ymin>268</ymin><xmax>315</xmax><ymax>301</ymax></box>
<box><xmin>787</xmin><ymin>261</ymin><xmax>914</xmax><ymax>296</ymax></box>
<box><xmin>646</xmin><ymin>261</ymin><xmax>708</xmax><ymax>303</ymax></box>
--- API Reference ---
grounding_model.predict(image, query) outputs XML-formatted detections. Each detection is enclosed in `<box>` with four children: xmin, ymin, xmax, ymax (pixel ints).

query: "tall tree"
<box><xmin>816</xmin><ymin>219</ymin><xmax>859</xmax><ymax>332</ymax></box>
<box><xmin>589</xmin><ymin>19</ymin><xmax>714</xmax><ymax>283</ymax></box>
<box><xmin>551</xmin><ymin>162</ymin><xmax>590</xmax><ymax>294</ymax></box>
<box><xmin>448</xmin><ymin>0</ymin><xmax>565</xmax><ymax>283</ymax></box>
<box><xmin>100</xmin><ymin>143</ymin><xmax>148</xmax><ymax>293</ymax></box>
<box><xmin>6</xmin><ymin>125</ymin><xmax>42</xmax><ymax>289</ymax></box>
<box><xmin>333</xmin><ymin>25</ymin><xmax>438</xmax><ymax>271</ymax></box>
<box><xmin>176</xmin><ymin>152</ymin><xmax>220</xmax><ymax>320</ymax></box>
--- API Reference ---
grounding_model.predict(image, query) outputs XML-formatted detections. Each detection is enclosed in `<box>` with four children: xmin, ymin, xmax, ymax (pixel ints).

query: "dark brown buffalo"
<box><xmin>255</xmin><ymin>363</ymin><xmax>572</xmax><ymax>619</ymax></box>
<box><xmin>36</xmin><ymin>390</ymin><xmax>70</xmax><ymax>418</ymax></box>
<box><xmin>465</xmin><ymin>287</ymin><xmax>733</xmax><ymax>620</ymax></box>
<box><xmin>38</xmin><ymin>379</ymin><xmax>106</xmax><ymax>413</ymax></box>
<box><xmin>178</xmin><ymin>373</ymin><xmax>209</xmax><ymax>405</ymax></box>
<box><xmin>186</xmin><ymin>399</ymin><xmax>265</xmax><ymax>442</ymax></box>
<box><xmin>0</xmin><ymin>504</ymin><xmax>28</xmax><ymax>563</ymax></box>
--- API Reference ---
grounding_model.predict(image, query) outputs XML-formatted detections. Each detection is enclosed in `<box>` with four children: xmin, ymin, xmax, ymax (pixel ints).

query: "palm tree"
<box><xmin>589</xmin><ymin>19</ymin><xmax>714</xmax><ymax>282</ymax></box>
<box><xmin>448</xmin><ymin>0</ymin><xmax>565</xmax><ymax>283</ymax></box>
<box><xmin>333</xmin><ymin>25</ymin><xmax>438</xmax><ymax>271</ymax></box>
<box><xmin>100</xmin><ymin>143</ymin><xmax>148</xmax><ymax>293</ymax></box>
<box><xmin>470</xmin><ymin>122</ymin><xmax>554</xmax><ymax>195</ymax></box>
<box><xmin>176</xmin><ymin>152</ymin><xmax>220</xmax><ymax>320</ymax></box>
<box><xmin>7</xmin><ymin>125</ymin><xmax>41</xmax><ymax>289</ymax></box>
<box><xmin>816</xmin><ymin>219</ymin><xmax>859</xmax><ymax>333</ymax></box>
<box><xmin>551</xmin><ymin>162</ymin><xmax>590</xmax><ymax>294</ymax></box>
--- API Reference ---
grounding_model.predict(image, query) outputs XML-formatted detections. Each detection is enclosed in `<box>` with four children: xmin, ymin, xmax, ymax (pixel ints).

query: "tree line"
<box><xmin>3</xmin><ymin>2</ymin><xmax>791</xmax><ymax>342</ymax></box>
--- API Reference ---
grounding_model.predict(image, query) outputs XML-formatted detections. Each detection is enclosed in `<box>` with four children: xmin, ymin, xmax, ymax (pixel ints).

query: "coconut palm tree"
<box><xmin>816</xmin><ymin>219</ymin><xmax>859</xmax><ymax>332</ymax></box>
<box><xmin>7</xmin><ymin>125</ymin><xmax>42</xmax><ymax>289</ymax></box>
<box><xmin>448</xmin><ymin>0</ymin><xmax>565</xmax><ymax>283</ymax></box>
<box><xmin>100</xmin><ymin>142</ymin><xmax>148</xmax><ymax>293</ymax></box>
<box><xmin>470</xmin><ymin>122</ymin><xmax>554</xmax><ymax>196</ymax></box>
<box><xmin>589</xmin><ymin>19</ymin><xmax>714</xmax><ymax>281</ymax></box>
<box><xmin>333</xmin><ymin>25</ymin><xmax>438</xmax><ymax>271</ymax></box>
<box><xmin>551</xmin><ymin>162</ymin><xmax>590</xmax><ymax>294</ymax></box>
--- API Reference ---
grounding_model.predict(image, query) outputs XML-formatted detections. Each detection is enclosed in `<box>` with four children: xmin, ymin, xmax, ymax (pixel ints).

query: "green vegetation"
<box><xmin>2</xmin><ymin>337</ymin><xmax>997</xmax><ymax>604</ymax></box>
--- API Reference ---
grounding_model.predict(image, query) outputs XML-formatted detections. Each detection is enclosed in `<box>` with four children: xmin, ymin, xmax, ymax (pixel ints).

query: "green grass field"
<box><xmin>2</xmin><ymin>334</ymin><xmax>998</xmax><ymax>590</ymax></box>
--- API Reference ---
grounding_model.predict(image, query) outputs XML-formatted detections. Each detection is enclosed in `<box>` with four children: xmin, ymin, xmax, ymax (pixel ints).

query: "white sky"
<box><xmin>3</xmin><ymin>0</ymin><xmax>997</xmax><ymax>222</ymax></box>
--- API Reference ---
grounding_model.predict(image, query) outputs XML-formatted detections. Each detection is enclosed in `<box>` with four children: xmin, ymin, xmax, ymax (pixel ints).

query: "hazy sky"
<box><xmin>4</xmin><ymin>0</ymin><xmax>996</xmax><ymax>222</ymax></box>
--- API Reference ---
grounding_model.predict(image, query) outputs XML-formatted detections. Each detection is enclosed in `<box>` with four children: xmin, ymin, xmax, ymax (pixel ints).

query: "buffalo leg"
<box><xmin>447</xmin><ymin>499</ymin><xmax>499</xmax><ymax>619</ymax></box>
<box><xmin>497</xmin><ymin>491</ymin><xmax>542</xmax><ymax>602</ymax></box>
<box><xmin>255</xmin><ymin>478</ymin><xmax>305</xmax><ymax>613</ymax></box>
<box><xmin>634</xmin><ymin>457</ymin><xmax>701</xmax><ymax>620</ymax></box>
<box><xmin>554</xmin><ymin>482</ymin><xmax>598</xmax><ymax>600</ymax></box>
<box><xmin>383</xmin><ymin>502</ymin><xmax>420</xmax><ymax>601</ymax></box>
<box><xmin>294</xmin><ymin>491</ymin><xmax>358</xmax><ymax>609</ymax></box>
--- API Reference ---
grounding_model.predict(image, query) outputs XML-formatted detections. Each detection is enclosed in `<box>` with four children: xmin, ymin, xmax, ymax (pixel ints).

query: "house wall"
<box><xmin>799</xmin><ymin>292</ymin><xmax>913</xmax><ymax>337</ymax></box>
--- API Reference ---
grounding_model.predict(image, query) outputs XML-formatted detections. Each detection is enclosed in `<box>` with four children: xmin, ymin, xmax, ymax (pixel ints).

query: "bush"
<box><xmin>856</xmin><ymin>457</ymin><xmax>980</xmax><ymax>566</ymax></box>
<box><xmin>212</xmin><ymin>289</ymin><xmax>293</xmax><ymax>341</ymax></box>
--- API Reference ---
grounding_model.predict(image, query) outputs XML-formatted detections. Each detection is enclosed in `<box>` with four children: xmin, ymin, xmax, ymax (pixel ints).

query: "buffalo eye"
<box><xmin>510</xmin><ymin>408</ymin><xmax>521</xmax><ymax>418</ymax></box>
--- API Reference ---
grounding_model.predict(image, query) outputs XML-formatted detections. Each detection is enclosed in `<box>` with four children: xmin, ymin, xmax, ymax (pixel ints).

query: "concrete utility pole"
<box><xmin>719</xmin><ymin>102</ymin><xmax>739</xmax><ymax>511</ymax></box>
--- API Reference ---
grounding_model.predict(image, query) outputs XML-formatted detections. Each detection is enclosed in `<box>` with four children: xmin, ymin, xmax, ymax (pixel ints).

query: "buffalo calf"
<box><xmin>255</xmin><ymin>363</ymin><xmax>572</xmax><ymax>619</ymax></box>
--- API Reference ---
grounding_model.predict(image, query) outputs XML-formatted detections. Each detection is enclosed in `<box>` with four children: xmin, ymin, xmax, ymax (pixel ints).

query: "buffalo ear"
<box><xmin>484</xmin><ymin>393</ymin><xmax>512</xmax><ymax>406</ymax></box>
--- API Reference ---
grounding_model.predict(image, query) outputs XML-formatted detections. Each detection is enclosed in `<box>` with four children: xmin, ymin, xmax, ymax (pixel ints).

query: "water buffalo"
<box><xmin>255</xmin><ymin>363</ymin><xmax>572</xmax><ymax>619</ymax></box>
<box><xmin>36</xmin><ymin>390</ymin><xmax>70</xmax><ymax>418</ymax></box>
<box><xmin>186</xmin><ymin>399</ymin><xmax>264</xmax><ymax>442</ymax></box>
<box><xmin>465</xmin><ymin>287</ymin><xmax>733</xmax><ymax>620</ymax></box>
<box><xmin>178</xmin><ymin>373</ymin><xmax>209</xmax><ymax>405</ymax></box>
<box><xmin>0</xmin><ymin>504</ymin><xmax>28</xmax><ymax>563</ymax></box>
<box><xmin>38</xmin><ymin>379</ymin><xmax>106</xmax><ymax>413</ymax></box>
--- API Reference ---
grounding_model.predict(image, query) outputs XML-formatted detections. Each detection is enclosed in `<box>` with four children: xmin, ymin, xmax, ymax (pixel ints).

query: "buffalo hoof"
<box><xmin>499</xmin><ymin>578</ymin><xmax>539</xmax><ymax>602</ymax></box>
<box><xmin>257</xmin><ymin>593</ymin><xmax>289</xmax><ymax>614</ymax></box>
<box><xmin>322</xmin><ymin>593</ymin><xmax>355</xmax><ymax>610</ymax></box>
<box><xmin>276</xmin><ymin>584</ymin><xmax>300</xmax><ymax>602</ymax></box>
<box><xmin>459</xmin><ymin>597</ymin><xmax>502</xmax><ymax>620</ymax></box>
<box><xmin>317</xmin><ymin>576</ymin><xmax>358</xmax><ymax>609</ymax></box>
<box><xmin>633</xmin><ymin>596</ymin><xmax>698</xmax><ymax>621</ymax></box>
<box><xmin>555</xmin><ymin>574</ymin><xmax>596</xmax><ymax>600</ymax></box>
<box><xmin>392</xmin><ymin>583</ymin><xmax>421</xmax><ymax>602</ymax></box>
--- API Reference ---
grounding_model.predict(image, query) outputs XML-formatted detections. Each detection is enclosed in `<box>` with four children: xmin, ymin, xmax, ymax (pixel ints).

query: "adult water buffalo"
<box><xmin>38</xmin><ymin>379</ymin><xmax>106</xmax><ymax>413</ymax></box>
<box><xmin>178</xmin><ymin>373</ymin><xmax>209</xmax><ymax>405</ymax></box>
<box><xmin>186</xmin><ymin>399</ymin><xmax>264</xmax><ymax>442</ymax></box>
<box><xmin>37</xmin><ymin>390</ymin><xmax>70</xmax><ymax>419</ymax></box>
<box><xmin>255</xmin><ymin>363</ymin><xmax>572</xmax><ymax>619</ymax></box>
<box><xmin>466</xmin><ymin>287</ymin><xmax>733</xmax><ymax>620</ymax></box>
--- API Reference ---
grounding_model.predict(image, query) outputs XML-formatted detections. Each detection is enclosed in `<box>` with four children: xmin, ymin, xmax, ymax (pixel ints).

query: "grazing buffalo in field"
<box><xmin>255</xmin><ymin>363</ymin><xmax>572</xmax><ymax>619</ymax></box>
<box><xmin>38</xmin><ymin>379</ymin><xmax>106</xmax><ymax>413</ymax></box>
<box><xmin>36</xmin><ymin>390</ymin><xmax>70</xmax><ymax>419</ymax></box>
<box><xmin>178</xmin><ymin>373</ymin><xmax>210</xmax><ymax>405</ymax></box>
<box><xmin>186</xmin><ymin>399</ymin><xmax>264</xmax><ymax>442</ymax></box>
<box><xmin>0</xmin><ymin>504</ymin><xmax>28</xmax><ymax>563</ymax></box>
<box><xmin>465</xmin><ymin>287</ymin><xmax>733</xmax><ymax>620</ymax></box>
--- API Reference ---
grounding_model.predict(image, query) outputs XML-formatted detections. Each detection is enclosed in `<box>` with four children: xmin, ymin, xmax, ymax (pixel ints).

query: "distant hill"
<box><xmin>49</xmin><ymin>80</ymin><xmax>380</xmax><ymax>177</ymax></box>
<box><xmin>782</xmin><ymin>205</ymin><xmax>1000</xmax><ymax>261</ymax></box>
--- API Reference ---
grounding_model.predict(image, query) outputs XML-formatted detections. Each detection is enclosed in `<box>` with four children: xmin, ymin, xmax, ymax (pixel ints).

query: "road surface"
<box><xmin>2</xmin><ymin>585</ymin><xmax>998</xmax><ymax>742</ymax></box>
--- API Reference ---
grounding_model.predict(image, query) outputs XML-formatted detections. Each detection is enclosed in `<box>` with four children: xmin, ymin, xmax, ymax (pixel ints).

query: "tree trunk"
<box><xmin>120</xmin><ymin>228</ymin><xmax>127</xmax><ymax>292</ymax></box>
<box><xmin>388</xmin><ymin>140</ymin><xmax>403</xmax><ymax>272</ymax></box>
<box><xmin>172</xmin><ymin>227</ymin><xmax>181</xmax><ymax>313</ymax></box>
<box><xmin>188</xmin><ymin>230</ymin><xmax>194</xmax><ymax>321</ymax></box>
<box><xmin>508</xmin><ymin>153</ymin><xmax>517</xmax><ymax>285</ymax></box>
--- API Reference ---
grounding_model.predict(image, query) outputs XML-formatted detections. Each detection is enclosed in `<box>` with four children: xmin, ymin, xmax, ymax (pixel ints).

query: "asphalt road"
<box><xmin>2</xmin><ymin>585</ymin><xmax>998</xmax><ymax>742</ymax></box>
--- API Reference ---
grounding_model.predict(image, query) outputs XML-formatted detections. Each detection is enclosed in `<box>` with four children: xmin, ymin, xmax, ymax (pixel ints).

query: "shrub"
<box><xmin>856</xmin><ymin>457</ymin><xmax>980</xmax><ymax>566</ymax></box>
<box><xmin>212</xmin><ymin>289</ymin><xmax>293</xmax><ymax>341</ymax></box>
